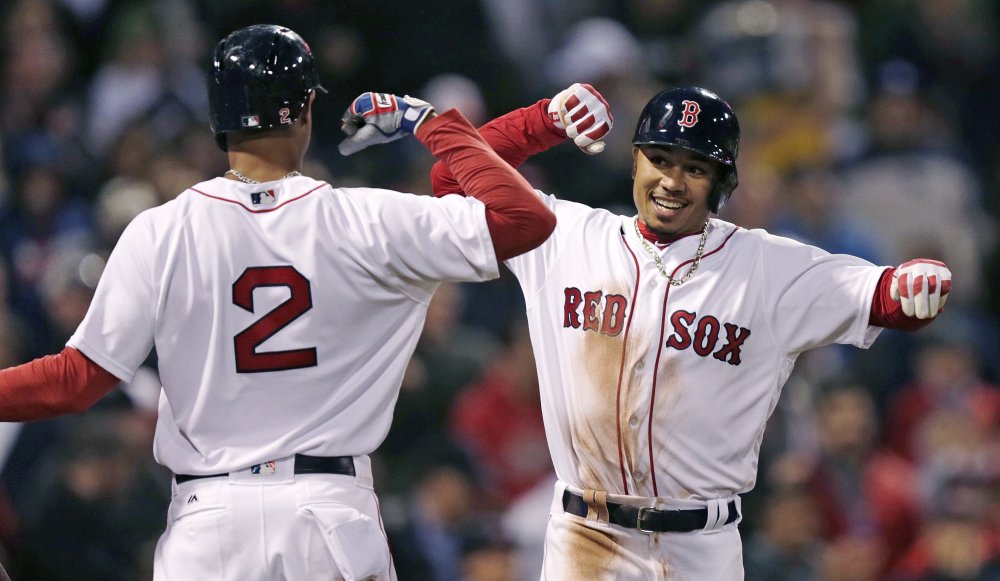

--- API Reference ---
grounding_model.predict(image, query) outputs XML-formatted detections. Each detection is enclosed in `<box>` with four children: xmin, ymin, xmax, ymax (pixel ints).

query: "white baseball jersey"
<box><xmin>507</xmin><ymin>193</ymin><xmax>884</xmax><ymax>501</ymax></box>
<box><xmin>68</xmin><ymin>176</ymin><xmax>498</xmax><ymax>475</ymax></box>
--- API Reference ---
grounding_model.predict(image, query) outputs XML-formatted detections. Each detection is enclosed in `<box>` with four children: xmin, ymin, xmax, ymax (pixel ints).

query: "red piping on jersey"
<box><xmin>646</xmin><ymin>227</ymin><xmax>738</xmax><ymax>497</ymax></box>
<box><xmin>188</xmin><ymin>182</ymin><xmax>329</xmax><ymax>213</ymax></box>
<box><xmin>616</xmin><ymin>230</ymin><xmax>644</xmax><ymax>495</ymax></box>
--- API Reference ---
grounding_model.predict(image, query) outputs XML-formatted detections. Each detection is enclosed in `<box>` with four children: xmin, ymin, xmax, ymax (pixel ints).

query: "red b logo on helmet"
<box><xmin>678</xmin><ymin>100</ymin><xmax>700</xmax><ymax>128</ymax></box>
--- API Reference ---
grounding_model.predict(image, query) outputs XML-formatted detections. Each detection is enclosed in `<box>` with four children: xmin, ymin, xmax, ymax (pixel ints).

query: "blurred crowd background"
<box><xmin>0</xmin><ymin>0</ymin><xmax>998</xmax><ymax>580</ymax></box>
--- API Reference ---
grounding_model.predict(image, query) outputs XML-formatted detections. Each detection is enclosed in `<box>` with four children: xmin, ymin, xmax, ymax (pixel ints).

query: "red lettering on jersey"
<box><xmin>600</xmin><ymin>294</ymin><xmax>627</xmax><ymax>336</ymax></box>
<box><xmin>713</xmin><ymin>324</ymin><xmax>751</xmax><ymax>366</ymax></box>
<box><xmin>665</xmin><ymin>310</ymin><xmax>696</xmax><ymax>350</ymax></box>
<box><xmin>665</xmin><ymin>310</ymin><xmax>750</xmax><ymax>364</ymax></box>
<box><xmin>232</xmin><ymin>266</ymin><xmax>318</xmax><ymax>373</ymax></box>
<box><xmin>693</xmin><ymin>316</ymin><xmax>720</xmax><ymax>356</ymax></box>
<box><xmin>582</xmin><ymin>291</ymin><xmax>603</xmax><ymax>332</ymax></box>
<box><xmin>564</xmin><ymin>288</ymin><xmax>583</xmax><ymax>328</ymax></box>
<box><xmin>678</xmin><ymin>100</ymin><xmax>700</xmax><ymax>128</ymax></box>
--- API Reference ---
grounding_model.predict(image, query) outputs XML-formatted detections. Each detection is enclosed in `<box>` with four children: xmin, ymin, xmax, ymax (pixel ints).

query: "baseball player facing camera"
<box><xmin>0</xmin><ymin>25</ymin><xmax>557</xmax><ymax>581</ymax></box>
<box><xmin>431</xmin><ymin>83</ymin><xmax>951</xmax><ymax>580</ymax></box>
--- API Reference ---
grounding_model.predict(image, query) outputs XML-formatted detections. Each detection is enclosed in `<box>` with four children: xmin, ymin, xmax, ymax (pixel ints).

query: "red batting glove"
<box><xmin>889</xmin><ymin>259</ymin><xmax>952</xmax><ymax>319</ymax></box>
<box><xmin>547</xmin><ymin>83</ymin><xmax>613</xmax><ymax>155</ymax></box>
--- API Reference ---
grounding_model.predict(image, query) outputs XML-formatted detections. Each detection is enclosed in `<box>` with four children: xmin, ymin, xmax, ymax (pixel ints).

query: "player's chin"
<box><xmin>646</xmin><ymin>201</ymin><xmax>691</xmax><ymax>231</ymax></box>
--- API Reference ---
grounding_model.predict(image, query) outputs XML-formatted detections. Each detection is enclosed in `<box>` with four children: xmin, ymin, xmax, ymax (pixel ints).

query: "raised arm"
<box><xmin>430</xmin><ymin>83</ymin><xmax>613</xmax><ymax>197</ymax></box>
<box><xmin>338</xmin><ymin>92</ymin><xmax>556</xmax><ymax>261</ymax></box>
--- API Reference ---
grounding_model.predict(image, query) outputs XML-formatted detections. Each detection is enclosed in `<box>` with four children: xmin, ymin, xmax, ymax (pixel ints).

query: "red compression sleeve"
<box><xmin>869</xmin><ymin>268</ymin><xmax>934</xmax><ymax>332</ymax></box>
<box><xmin>416</xmin><ymin>109</ymin><xmax>556</xmax><ymax>261</ymax></box>
<box><xmin>430</xmin><ymin>99</ymin><xmax>566</xmax><ymax>198</ymax></box>
<box><xmin>0</xmin><ymin>347</ymin><xmax>120</xmax><ymax>422</ymax></box>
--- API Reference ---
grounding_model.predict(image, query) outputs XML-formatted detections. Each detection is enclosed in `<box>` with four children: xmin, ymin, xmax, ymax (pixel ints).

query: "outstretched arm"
<box><xmin>430</xmin><ymin>83</ymin><xmax>613</xmax><ymax>197</ymax></box>
<box><xmin>870</xmin><ymin>259</ymin><xmax>952</xmax><ymax>331</ymax></box>
<box><xmin>0</xmin><ymin>347</ymin><xmax>120</xmax><ymax>422</ymax></box>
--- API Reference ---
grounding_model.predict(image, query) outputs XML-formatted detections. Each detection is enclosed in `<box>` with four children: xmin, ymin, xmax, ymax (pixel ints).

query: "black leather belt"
<box><xmin>175</xmin><ymin>454</ymin><xmax>355</xmax><ymax>484</ymax></box>
<box><xmin>563</xmin><ymin>490</ymin><xmax>738</xmax><ymax>533</ymax></box>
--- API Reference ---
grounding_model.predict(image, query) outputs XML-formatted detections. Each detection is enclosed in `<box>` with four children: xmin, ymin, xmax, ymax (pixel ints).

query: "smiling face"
<box><xmin>632</xmin><ymin>144</ymin><xmax>718</xmax><ymax>237</ymax></box>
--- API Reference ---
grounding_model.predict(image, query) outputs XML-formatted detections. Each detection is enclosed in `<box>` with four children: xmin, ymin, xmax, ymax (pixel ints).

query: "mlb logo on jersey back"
<box><xmin>250</xmin><ymin>190</ymin><xmax>276</xmax><ymax>205</ymax></box>
<box><xmin>250</xmin><ymin>461</ymin><xmax>277</xmax><ymax>475</ymax></box>
<box><xmin>242</xmin><ymin>115</ymin><xmax>260</xmax><ymax>127</ymax></box>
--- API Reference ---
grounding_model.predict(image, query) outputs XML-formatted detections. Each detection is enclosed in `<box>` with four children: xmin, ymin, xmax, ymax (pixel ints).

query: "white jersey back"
<box><xmin>69</xmin><ymin>176</ymin><xmax>498</xmax><ymax>474</ymax></box>
<box><xmin>507</xmin><ymin>192</ymin><xmax>884</xmax><ymax>500</ymax></box>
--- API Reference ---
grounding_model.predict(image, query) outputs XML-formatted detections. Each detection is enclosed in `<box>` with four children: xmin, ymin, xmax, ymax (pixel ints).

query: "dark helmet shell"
<box><xmin>208</xmin><ymin>25</ymin><xmax>325</xmax><ymax>152</ymax></box>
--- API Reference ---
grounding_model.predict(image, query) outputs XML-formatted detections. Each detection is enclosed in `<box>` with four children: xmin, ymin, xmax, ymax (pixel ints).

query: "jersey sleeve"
<box><xmin>339</xmin><ymin>187</ymin><xmax>500</xmax><ymax>297</ymax></box>
<box><xmin>67</xmin><ymin>215</ymin><xmax>157</xmax><ymax>382</ymax></box>
<box><xmin>756</xmin><ymin>231</ymin><xmax>885</xmax><ymax>356</ymax></box>
<box><xmin>503</xmin><ymin>192</ymin><xmax>595</xmax><ymax>309</ymax></box>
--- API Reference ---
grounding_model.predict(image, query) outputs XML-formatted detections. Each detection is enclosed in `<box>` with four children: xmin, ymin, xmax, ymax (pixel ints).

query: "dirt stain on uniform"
<box><xmin>572</xmin><ymin>283</ymin><xmax>648</xmax><ymax>491</ymax></box>
<box><xmin>561</xmin><ymin>520</ymin><xmax>622</xmax><ymax>581</ymax></box>
<box><xmin>649</xmin><ymin>357</ymin><xmax>684</xmax><ymax>477</ymax></box>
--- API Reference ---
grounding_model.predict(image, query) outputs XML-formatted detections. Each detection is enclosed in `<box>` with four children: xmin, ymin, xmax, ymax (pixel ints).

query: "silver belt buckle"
<box><xmin>636</xmin><ymin>506</ymin><xmax>657</xmax><ymax>534</ymax></box>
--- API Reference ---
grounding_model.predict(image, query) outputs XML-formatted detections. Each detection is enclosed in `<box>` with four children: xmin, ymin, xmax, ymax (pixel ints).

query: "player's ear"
<box><xmin>631</xmin><ymin>146</ymin><xmax>639</xmax><ymax>179</ymax></box>
<box><xmin>300</xmin><ymin>91</ymin><xmax>316</xmax><ymax>126</ymax></box>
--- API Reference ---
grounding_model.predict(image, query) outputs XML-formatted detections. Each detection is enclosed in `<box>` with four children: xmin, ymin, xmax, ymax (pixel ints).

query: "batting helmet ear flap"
<box><xmin>711</xmin><ymin>165</ymin><xmax>738</xmax><ymax>213</ymax></box>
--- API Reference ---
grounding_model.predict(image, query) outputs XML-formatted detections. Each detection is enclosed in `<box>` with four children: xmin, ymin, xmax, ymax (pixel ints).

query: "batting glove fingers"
<box><xmin>889</xmin><ymin>259</ymin><xmax>952</xmax><ymax>319</ymax></box>
<box><xmin>339</xmin><ymin>93</ymin><xmax>435</xmax><ymax>156</ymax></box>
<box><xmin>548</xmin><ymin>83</ymin><xmax>613</xmax><ymax>155</ymax></box>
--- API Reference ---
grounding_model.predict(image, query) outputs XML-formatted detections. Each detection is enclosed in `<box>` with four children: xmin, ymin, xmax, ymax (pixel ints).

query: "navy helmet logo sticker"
<box><xmin>242</xmin><ymin>115</ymin><xmax>260</xmax><ymax>127</ymax></box>
<box><xmin>251</xmin><ymin>190</ymin><xmax>276</xmax><ymax>205</ymax></box>
<box><xmin>678</xmin><ymin>100</ymin><xmax>700</xmax><ymax>128</ymax></box>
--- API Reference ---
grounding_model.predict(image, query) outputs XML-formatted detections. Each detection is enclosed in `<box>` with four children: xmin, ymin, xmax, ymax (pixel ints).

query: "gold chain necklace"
<box><xmin>225</xmin><ymin>169</ymin><xmax>302</xmax><ymax>184</ymax></box>
<box><xmin>633</xmin><ymin>217</ymin><xmax>709</xmax><ymax>286</ymax></box>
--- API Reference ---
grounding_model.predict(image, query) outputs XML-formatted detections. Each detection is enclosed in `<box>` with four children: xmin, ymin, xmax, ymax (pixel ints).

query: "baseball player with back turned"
<box><xmin>0</xmin><ymin>25</ymin><xmax>557</xmax><ymax>581</ymax></box>
<box><xmin>431</xmin><ymin>83</ymin><xmax>952</xmax><ymax>580</ymax></box>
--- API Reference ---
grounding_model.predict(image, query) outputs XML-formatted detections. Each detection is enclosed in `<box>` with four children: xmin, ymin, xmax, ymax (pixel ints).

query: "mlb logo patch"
<box><xmin>250</xmin><ymin>190</ymin><xmax>276</xmax><ymax>205</ymax></box>
<box><xmin>250</xmin><ymin>461</ymin><xmax>277</xmax><ymax>475</ymax></box>
<box><xmin>242</xmin><ymin>115</ymin><xmax>260</xmax><ymax>127</ymax></box>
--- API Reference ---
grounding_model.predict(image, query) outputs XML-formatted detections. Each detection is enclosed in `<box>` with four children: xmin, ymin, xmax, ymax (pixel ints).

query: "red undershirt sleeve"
<box><xmin>869</xmin><ymin>267</ymin><xmax>934</xmax><ymax>332</ymax></box>
<box><xmin>429</xmin><ymin>99</ymin><xmax>566</xmax><ymax>198</ymax></box>
<box><xmin>416</xmin><ymin>108</ymin><xmax>557</xmax><ymax>261</ymax></box>
<box><xmin>0</xmin><ymin>347</ymin><xmax>121</xmax><ymax>422</ymax></box>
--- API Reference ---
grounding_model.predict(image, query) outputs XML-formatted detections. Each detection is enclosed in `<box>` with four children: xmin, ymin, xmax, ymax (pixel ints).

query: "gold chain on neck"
<box><xmin>225</xmin><ymin>169</ymin><xmax>302</xmax><ymax>184</ymax></box>
<box><xmin>633</xmin><ymin>217</ymin><xmax>709</xmax><ymax>286</ymax></box>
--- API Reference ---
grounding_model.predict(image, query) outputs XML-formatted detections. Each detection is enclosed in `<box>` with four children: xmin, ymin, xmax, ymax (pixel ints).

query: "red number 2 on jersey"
<box><xmin>232</xmin><ymin>266</ymin><xmax>318</xmax><ymax>373</ymax></box>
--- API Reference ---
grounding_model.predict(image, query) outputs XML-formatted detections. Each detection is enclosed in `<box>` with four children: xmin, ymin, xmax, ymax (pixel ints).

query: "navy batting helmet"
<box><xmin>633</xmin><ymin>87</ymin><xmax>740</xmax><ymax>213</ymax></box>
<box><xmin>208</xmin><ymin>25</ymin><xmax>326</xmax><ymax>152</ymax></box>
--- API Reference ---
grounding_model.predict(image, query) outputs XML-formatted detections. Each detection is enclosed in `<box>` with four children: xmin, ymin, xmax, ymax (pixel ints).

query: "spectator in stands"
<box><xmin>451</xmin><ymin>320</ymin><xmax>551</xmax><ymax>505</ymax></box>
<box><xmin>805</xmin><ymin>384</ymin><xmax>921</xmax><ymax>576</ymax></box>
<box><xmin>743</xmin><ymin>487</ymin><xmax>823</xmax><ymax>581</ymax></box>
<box><xmin>888</xmin><ymin>339</ymin><xmax>1000</xmax><ymax>463</ymax></box>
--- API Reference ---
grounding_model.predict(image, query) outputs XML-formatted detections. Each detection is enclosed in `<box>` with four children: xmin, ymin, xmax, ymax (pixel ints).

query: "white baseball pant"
<box><xmin>153</xmin><ymin>455</ymin><xmax>395</xmax><ymax>581</ymax></box>
<box><xmin>540</xmin><ymin>481</ymin><xmax>744</xmax><ymax>581</ymax></box>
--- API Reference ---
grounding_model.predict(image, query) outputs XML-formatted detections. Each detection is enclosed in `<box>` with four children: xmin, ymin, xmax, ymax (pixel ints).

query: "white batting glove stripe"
<box><xmin>889</xmin><ymin>259</ymin><xmax>951</xmax><ymax>320</ymax></box>
<box><xmin>548</xmin><ymin>83</ymin><xmax>613</xmax><ymax>155</ymax></box>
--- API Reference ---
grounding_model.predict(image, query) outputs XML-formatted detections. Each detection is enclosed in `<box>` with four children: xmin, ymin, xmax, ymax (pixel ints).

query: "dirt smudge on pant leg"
<box><xmin>560</xmin><ymin>519</ymin><xmax>621</xmax><ymax>581</ymax></box>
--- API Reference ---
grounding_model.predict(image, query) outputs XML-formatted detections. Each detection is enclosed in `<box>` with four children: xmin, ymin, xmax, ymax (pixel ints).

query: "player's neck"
<box><xmin>637</xmin><ymin>219</ymin><xmax>705</xmax><ymax>247</ymax></box>
<box><xmin>226</xmin><ymin>133</ymin><xmax>306</xmax><ymax>182</ymax></box>
<box><xmin>227</xmin><ymin>150</ymin><xmax>303</xmax><ymax>182</ymax></box>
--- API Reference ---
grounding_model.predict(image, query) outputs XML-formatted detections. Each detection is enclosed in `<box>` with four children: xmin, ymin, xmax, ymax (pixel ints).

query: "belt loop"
<box><xmin>582</xmin><ymin>489</ymin><xmax>610</xmax><ymax>523</ymax></box>
<box><xmin>353</xmin><ymin>455</ymin><xmax>374</xmax><ymax>489</ymax></box>
<box><xmin>704</xmin><ymin>499</ymin><xmax>727</xmax><ymax>533</ymax></box>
